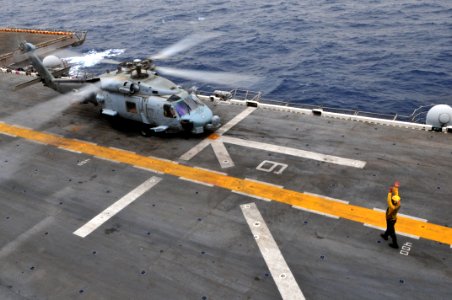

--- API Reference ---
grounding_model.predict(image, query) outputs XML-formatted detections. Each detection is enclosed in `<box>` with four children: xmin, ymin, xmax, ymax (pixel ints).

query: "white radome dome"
<box><xmin>426</xmin><ymin>104</ymin><xmax>452</xmax><ymax>128</ymax></box>
<box><xmin>43</xmin><ymin>55</ymin><xmax>63</xmax><ymax>68</ymax></box>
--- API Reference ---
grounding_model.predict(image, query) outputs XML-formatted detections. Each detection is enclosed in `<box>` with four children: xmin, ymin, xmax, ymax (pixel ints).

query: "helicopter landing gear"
<box><xmin>140</xmin><ymin>126</ymin><xmax>152</xmax><ymax>137</ymax></box>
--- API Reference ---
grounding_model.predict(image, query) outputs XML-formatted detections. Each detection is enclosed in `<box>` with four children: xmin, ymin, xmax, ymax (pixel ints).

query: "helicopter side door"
<box><xmin>121</xmin><ymin>96</ymin><xmax>145</xmax><ymax>122</ymax></box>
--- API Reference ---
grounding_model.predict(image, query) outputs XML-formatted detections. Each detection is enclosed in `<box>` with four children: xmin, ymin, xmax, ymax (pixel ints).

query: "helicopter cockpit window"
<box><xmin>126</xmin><ymin>101</ymin><xmax>137</xmax><ymax>113</ymax></box>
<box><xmin>174</xmin><ymin>101</ymin><xmax>191</xmax><ymax>117</ymax></box>
<box><xmin>163</xmin><ymin>104</ymin><xmax>176</xmax><ymax>118</ymax></box>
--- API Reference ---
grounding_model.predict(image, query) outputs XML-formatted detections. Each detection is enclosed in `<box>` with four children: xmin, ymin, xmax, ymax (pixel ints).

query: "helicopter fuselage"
<box><xmin>22</xmin><ymin>41</ymin><xmax>221</xmax><ymax>135</ymax></box>
<box><xmin>96</xmin><ymin>70</ymin><xmax>221</xmax><ymax>134</ymax></box>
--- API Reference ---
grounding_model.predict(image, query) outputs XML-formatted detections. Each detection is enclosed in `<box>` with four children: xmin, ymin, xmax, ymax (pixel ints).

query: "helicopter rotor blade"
<box><xmin>4</xmin><ymin>83</ymin><xmax>100</xmax><ymax>129</ymax></box>
<box><xmin>0</xmin><ymin>80</ymin><xmax>99</xmax><ymax>179</ymax></box>
<box><xmin>155</xmin><ymin>66</ymin><xmax>260</xmax><ymax>87</ymax></box>
<box><xmin>99</xmin><ymin>58</ymin><xmax>122</xmax><ymax>65</ymax></box>
<box><xmin>10</xmin><ymin>34</ymin><xmax>29</xmax><ymax>64</ymax></box>
<box><xmin>96</xmin><ymin>32</ymin><xmax>222</xmax><ymax>64</ymax></box>
<box><xmin>150</xmin><ymin>32</ymin><xmax>221</xmax><ymax>60</ymax></box>
<box><xmin>49</xmin><ymin>47</ymin><xmax>126</xmax><ymax>70</ymax></box>
<box><xmin>49</xmin><ymin>48</ymin><xmax>82</xmax><ymax>59</ymax></box>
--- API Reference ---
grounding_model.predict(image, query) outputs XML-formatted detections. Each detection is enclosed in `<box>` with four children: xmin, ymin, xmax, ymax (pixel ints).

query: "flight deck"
<box><xmin>0</xmin><ymin>30</ymin><xmax>451</xmax><ymax>300</ymax></box>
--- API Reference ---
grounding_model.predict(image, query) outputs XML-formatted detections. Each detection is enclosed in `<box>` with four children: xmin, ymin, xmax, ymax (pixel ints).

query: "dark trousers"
<box><xmin>383</xmin><ymin>218</ymin><xmax>398</xmax><ymax>245</ymax></box>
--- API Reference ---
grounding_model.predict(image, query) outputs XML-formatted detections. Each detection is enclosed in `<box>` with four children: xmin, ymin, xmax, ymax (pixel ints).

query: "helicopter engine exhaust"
<box><xmin>101</xmin><ymin>79</ymin><xmax>140</xmax><ymax>95</ymax></box>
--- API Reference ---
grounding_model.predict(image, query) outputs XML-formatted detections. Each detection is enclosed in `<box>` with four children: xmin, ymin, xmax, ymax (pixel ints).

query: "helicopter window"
<box><xmin>184</xmin><ymin>94</ymin><xmax>204</xmax><ymax>110</ymax></box>
<box><xmin>190</xmin><ymin>94</ymin><xmax>205</xmax><ymax>106</ymax></box>
<box><xmin>163</xmin><ymin>104</ymin><xmax>176</xmax><ymax>118</ymax></box>
<box><xmin>168</xmin><ymin>95</ymin><xmax>181</xmax><ymax>102</ymax></box>
<box><xmin>174</xmin><ymin>101</ymin><xmax>191</xmax><ymax>117</ymax></box>
<box><xmin>126</xmin><ymin>101</ymin><xmax>137</xmax><ymax>113</ymax></box>
<box><xmin>183</xmin><ymin>96</ymin><xmax>197</xmax><ymax>110</ymax></box>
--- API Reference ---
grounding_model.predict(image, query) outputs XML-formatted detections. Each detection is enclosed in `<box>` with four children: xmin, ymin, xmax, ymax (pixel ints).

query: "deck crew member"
<box><xmin>380</xmin><ymin>181</ymin><xmax>401</xmax><ymax>249</ymax></box>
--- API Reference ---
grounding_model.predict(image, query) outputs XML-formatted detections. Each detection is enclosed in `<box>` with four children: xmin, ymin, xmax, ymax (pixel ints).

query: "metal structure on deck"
<box><xmin>0</xmin><ymin>27</ymin><xmax>87</xmax><ymax>67</ymax></box>
<box><xmin>199</xmin><ymin>88</ymin><xmax>436</xmax><ymax>124</ymax></box>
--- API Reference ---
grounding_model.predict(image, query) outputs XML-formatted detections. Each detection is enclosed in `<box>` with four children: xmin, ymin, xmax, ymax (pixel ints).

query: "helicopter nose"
<box><xmin>182</xmin><ymin>107</ymin><xmax>211</xmax><ymax>134</ymax></box>
<box><xmin>205</xmin><ymin>115</ymin><xmax>221</xmax><ymax>131</ymax></box>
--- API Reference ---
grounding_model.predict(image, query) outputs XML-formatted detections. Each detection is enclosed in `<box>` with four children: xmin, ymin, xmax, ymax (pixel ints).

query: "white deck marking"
<box><xmin>241</xmin><ymin>203</ymin><xmax>306</xmax><ymax>300</ymax></box>
<box><xmin>398</xmin><ymin>213</ymin><xmax>428</xmax><ymax>222</ymax></box>
<box><xmin>12</xmin><ymin>124</ymin><xmax>32</xmax><ymax>130</ymax></box>
<box><xmin>179</xmin><ymin>139</ymin><xmax>211</xmax><ymax>161</ymax></box>
<box><xmin>245</xmin><ymin>178</ymin><xmax>284</xmax><ymax>189</ymax></box>
<box><xmin>210</xmin><ymin>139</ymin><xmax>235</xmax><ymax>168</ymax></box>
<box><xmin>222</xmin><ymin>136</ymin><xmax>366</xmax><ymax>168</ymax></box>
<box><xmin>366</xmin><ymin>219</ymin><xmax>421</xmax><ymax>239</ymax></box>
<box><xmin>364</xmin><ymin>224</ymin><xmax>385</xmax><ymax>231</ymax></box>
<box><xmin>179</xmin><ymin>107</ymin><xmax>256</xmax><ymax>161</ymax></box>
<box><xmin>94</xmin><ymin>156</ymin><xmax>120</xmax><ymax>164</ymax></box>
<box><xmin>179</xmin><ymin>177</ymin><xmax>214</xmax><ymax>187</ymax></box>
<box><xmin>29</xmin><ymin>140</ymin><xmax>47</xmax><ymax>145</ymax></box>
<box><xmin>77</xmin><ymin>158</ymin><xmax>90</xmax><ymax>166</ymax></box>
<box><xmin>73</xmin><ymin>176</ymin><xmax>161</xmax><ymax>238</ymax></box>
<box><xmin>0</xmin><ymin>132</ymin><xmax>17</xmax><ymax>137</ymax></box>
<box><xmin>44</xmin><ymin>131</ymin><xmax>63</xmax><ymax>138</ymax></box>
<box><xmin>109</xmin><ymin>146</ymin><xmax>136</xmax><ymax>154</ymax></box>
<box><xmin>193</xmin><ymin>166</ymin><xmax>228</xmax><ymax>175</ymax></box>
<box><xmin>303</xmin><ymin>192</ymin><xmax>349</xmax><ymax>204</ymax></box>
<box><xmin>59</xmin><ymin>146</ymin><xmax>82</xmax><ymax>154</ymax></box>
<box><xmin>0</xmin><ymin>216</ymin><xmax>54</xmax><ymax>259</ymax></box>
<box><xmin>216</xmin><ymin>107</ymin><xmax>257</xmax><ymax>135</ymax></box>
<box><xmin>292</xmin><ymin>205</ymin><xmax>340</xmax><ymax>219</ymax></box>
<box><xmin>398</xmin><ymin>232</ymin><xmax>420</xmax><ymax>240</ymax></box>
<box><xmin>256</xmin><ymin>160</ymin><xmax>288</xmax><ymax>174</ymax></box>
<box><xmin>232</xmin><ymin>190</ymin><xmax>272</xmax><ymax>202</ymax></box>
<box><xmin>73</xmin><ymin>139</ymin><xmax>97</xmax><ymax>146</ymax></box>
<box><xmin>133</xmin><ymin>165</ymin><xmax>164</xmax><ymax>174</ymax></box>
<box><xmin>373</xmin><ymin>208</ymin><xmax>428</xmax><ymax>222</ymax></box>
<box><xmin>152</xmin><ymin>157</ymin><xmax>179</xmax><ymax>164</ymax></box>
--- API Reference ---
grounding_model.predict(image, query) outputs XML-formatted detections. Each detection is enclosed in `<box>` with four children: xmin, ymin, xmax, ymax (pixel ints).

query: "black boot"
<box><xmin>389</xmin><ymin>243</ymin><xmax>399</xmax><ymax>249</ymax></box>
<box><xmin>380</xmin><ymin>233</ymin><xmax>388</xmax><ymax>241</ymax></box>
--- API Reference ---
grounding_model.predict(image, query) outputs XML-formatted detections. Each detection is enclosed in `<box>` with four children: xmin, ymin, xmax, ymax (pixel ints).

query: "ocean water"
<box><xmin>1</xmin><ymin>0</ymin><xmax>451</xmax><ymax>115</ymax></box>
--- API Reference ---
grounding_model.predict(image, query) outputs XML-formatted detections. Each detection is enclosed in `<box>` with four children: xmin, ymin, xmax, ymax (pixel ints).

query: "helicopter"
<box><xmin>19</xmin><ymin>33</ymin><xmax>258</xmax><ymax>136</ymax></box>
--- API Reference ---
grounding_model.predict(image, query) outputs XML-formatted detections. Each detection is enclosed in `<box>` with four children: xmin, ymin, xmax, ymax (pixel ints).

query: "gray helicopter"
<box><xmin>20</xmin><ymin>34</ymin><xmax>257</xmax><ymax>135</ymax></box>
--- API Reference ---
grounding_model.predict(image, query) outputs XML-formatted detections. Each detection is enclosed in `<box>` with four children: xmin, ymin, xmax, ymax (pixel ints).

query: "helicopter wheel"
<box><xmin>140</xmin><ymin>126</ymin><xmax>152</xmax><ymax>137</ymax></box>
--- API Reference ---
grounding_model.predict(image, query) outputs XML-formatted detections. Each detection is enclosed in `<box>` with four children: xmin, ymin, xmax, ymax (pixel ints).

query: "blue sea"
<box><xmin>1</xmin><ymin>0</ymin><xmax>451</xmax><ymax>115</ymax></box>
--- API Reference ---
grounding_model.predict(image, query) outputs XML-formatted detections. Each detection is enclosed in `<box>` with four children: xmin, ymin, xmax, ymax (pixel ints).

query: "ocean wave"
<box><xmin>65</xmin><ymin>49</ymin><xmax>125</xmax><ymax>76</ymax></box>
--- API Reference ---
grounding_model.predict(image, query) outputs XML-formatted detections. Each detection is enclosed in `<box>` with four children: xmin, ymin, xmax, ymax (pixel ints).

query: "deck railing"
<box><xmin>198</xmin><ymin>88</ymin><xmax>434</xmax><ymax>124</ymax></box>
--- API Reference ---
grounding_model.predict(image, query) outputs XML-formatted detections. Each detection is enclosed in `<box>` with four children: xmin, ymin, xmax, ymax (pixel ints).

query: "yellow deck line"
<box><xmin>1</xmin><ymin>121</ymin><xmax>451</xmax><ymax>246</ymax></box>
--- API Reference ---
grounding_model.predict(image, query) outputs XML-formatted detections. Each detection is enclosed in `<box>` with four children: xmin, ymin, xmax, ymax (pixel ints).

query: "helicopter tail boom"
<box><xmin>21</xmin><ymin>42</ymin><xmax>58</xmax><ymax>91</ymax></box>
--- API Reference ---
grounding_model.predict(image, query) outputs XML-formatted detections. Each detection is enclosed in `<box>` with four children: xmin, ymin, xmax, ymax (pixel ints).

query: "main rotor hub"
<box><xmin>119</xmin><ymin>59</ymin><xmax>155</xmax><ymax>79</ymax></box>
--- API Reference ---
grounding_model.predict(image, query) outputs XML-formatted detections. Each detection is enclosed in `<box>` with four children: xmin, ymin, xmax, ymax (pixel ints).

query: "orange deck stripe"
<box><xmin>0</xmin><ymin>28</ymin><xmax>73</xmax><ymax>36</ymax></box>
<box><xmin>1</xmin><ymin>121</ymin><xmax>451</xmax><ymax>246</ymax></box>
